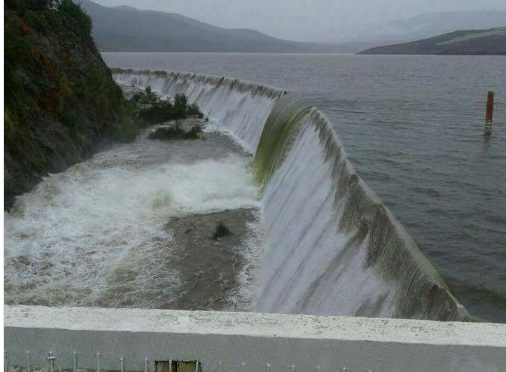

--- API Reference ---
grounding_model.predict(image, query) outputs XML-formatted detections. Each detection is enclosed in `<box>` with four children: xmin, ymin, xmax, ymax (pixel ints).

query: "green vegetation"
<box><xmin>137</xmin><ymin>90</ymin><xmax>204</xmax><ymax>124</ymax></box>
<box><xmin>187</xmin><ymin>103</ymin><xmax>204</xmax><ymax>118</ymax></box>
<box><xmin>4</xmin><ymin>0</ymin><xmax>123</xmax><ymax>130</ymax></box>
<box><xmin>212</xmin><ymin>222</ymin><xmax>231</xmax><ymax>240</ymax></box>
<box><xmin>5</xmin><ymin>0</ymin><xmax>56</xmax><ymax>13</ymax></box>
<box><xmin>107</xmin><ymin>99</ymin><xmax>143</xmax><ymax>143</ymax></box>
<box><xmin>138</xmin><ymin>102</ymin><xmax>175</xmax><ymax>123</ymax></box>
<box><xmin>57</xmin><ymin>0</ymin><xmax>92</xmax><ymax>37</ymax></box>
<box><xmin>3</xmin><ymin>0</ymin><xmax>206</xmax><ymax>207</ymax></box>
<box><xmin>117</xmin><ymin>89</ymin><xmax>205</xmax><ymax>142</ymax></box>
<box><xmin>132</xmin><ymin>86</ymin><xmax>158</xmax><ymax>105</ymax></box>
<box><xmin>3</xmin><ymin>0</ymin><xmax>134</xmax><ymax>206</ymax></box>
<box><xmin>359</xmin><ymin>27</ymin><xmax>506</xmax><ymax>55</ymax></box>
<box><xmin>148</xmin><ymin>123</ymin><xmax>203</xmax><ymax>141</ymax></box>
<box><xmin>5</xmin><ymin>0</ymin><xmax>92</xmax><ymax>36</ymax></box>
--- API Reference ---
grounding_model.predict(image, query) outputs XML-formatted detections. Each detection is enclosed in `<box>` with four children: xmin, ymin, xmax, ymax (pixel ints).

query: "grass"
<box><xmin>148</xmin><ymin>123</ymin><xmax>203</xmax><ymax>141</ymax></box>
<box><xmin>212</xmin><ymin>222</ymin><xmax>231</xmax><ymax>240</ymax></box>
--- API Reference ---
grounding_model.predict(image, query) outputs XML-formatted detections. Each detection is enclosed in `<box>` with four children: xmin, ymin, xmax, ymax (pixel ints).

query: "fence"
<box><xmin>4</xmin><ymin>306</ymin><xmax>506</xmax><ymax>372</ymax></box>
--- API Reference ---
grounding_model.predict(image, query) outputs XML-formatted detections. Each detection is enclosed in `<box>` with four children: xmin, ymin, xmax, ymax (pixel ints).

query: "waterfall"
<box><xmin>113</xmin><ymin>69</ymin><xmax>474</xmax><ymax>321</ymax></box>
<box><xmin>113</xmin><ymin>69</ymin><xmax>285</xmax><ymax>152</ymax></box>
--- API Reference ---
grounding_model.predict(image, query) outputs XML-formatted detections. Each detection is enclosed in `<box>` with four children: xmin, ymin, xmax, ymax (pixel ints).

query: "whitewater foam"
<box><xmin>113</xmin><ymin>69</ymin><xmax>285</xmax><ymax>152</ymax></box>
<box><xmin>4</xmin><ymin>67</ymin><xmax>473</xmax><ymax>321</ymax></box>
<box><xmin>256</xmin><ymin>121</ymin><xmax>395</xmax><ymax>316</ymax></box>
<box><xmin>112</xmin><ymin>69</ymin><xmax>474</xmax><ymax>321</ymax></box>
<box><xmin>4</xmin><ymin>133</ymin><xmax>259</xmax><ymax>307</ymax></box>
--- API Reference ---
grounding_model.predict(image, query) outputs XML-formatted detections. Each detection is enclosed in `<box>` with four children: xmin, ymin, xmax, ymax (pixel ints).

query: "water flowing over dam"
<box><xmin>113</xmin><ymin>69</ymin><xmax>474</xmax><ymax>321</ymax></box>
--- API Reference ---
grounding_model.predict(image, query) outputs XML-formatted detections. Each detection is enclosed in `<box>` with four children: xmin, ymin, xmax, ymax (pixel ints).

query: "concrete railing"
<box><xmin>4</xmin><ymin>306</ymin><xmax>506</xmax><ymax>372</ymax></box>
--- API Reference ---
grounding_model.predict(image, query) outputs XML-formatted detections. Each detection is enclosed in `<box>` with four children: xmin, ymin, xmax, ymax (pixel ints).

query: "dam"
<box><xmin>5</xmin><ymin>69</ymin><xmax>506</xmax><ymax>371</ymax></box>
<box><xmin>109</xmin><ymin>69</ymin><xmax>470</xmax><ymax>320</ymax></box>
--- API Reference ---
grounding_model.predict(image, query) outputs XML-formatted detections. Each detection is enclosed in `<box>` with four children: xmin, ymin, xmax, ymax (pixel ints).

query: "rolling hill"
<box><xmin>350</xmin><ymin>10</ymin><xmax>506</xmax><ymax>44</ymax></box>
<box><xmin>359</xmin><ymin>27</ymin><xmax>506</xmax><ymax>55</ymax></box>
<box><xmin>78</xmin><ymin>0</ymin><xmax>341</xmax><ymax>53</ymax></box>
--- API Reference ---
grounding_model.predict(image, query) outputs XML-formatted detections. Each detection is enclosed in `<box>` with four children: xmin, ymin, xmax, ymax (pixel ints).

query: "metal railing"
<box><xmin>4</xmin><ymin>306</ymin><xmax>506</xmax><ymax>372</ymax></box>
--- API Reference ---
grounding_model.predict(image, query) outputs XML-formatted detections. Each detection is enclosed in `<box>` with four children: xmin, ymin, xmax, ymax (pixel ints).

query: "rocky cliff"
<box><xmin>4</xmin><ymin>0</ymin><xmax>128</xmax><ymax>208</ymax></box>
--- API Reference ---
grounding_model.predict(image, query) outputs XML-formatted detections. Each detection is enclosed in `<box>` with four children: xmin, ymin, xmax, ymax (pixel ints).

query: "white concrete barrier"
<box><xmin>4</xmin><ymin>306</ymin><xmax>506</xmax><ymax>372</ymax></box>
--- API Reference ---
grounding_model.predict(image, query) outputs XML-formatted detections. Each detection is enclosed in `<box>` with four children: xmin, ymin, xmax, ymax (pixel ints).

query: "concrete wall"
<box><xmin>4</xmin><ymin>306</ymin><xmax>506</xmax><ymax>372</ymax></box>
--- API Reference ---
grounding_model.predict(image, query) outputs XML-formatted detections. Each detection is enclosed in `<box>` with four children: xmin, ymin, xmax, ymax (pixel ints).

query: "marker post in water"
<box><xmin>484</xmin><ymin>91</ymin><xmax>495</xmax><ymax>136</ymax></box>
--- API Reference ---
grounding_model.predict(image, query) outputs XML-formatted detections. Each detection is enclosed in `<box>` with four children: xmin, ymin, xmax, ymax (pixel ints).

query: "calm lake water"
<box><xmin>103</xmin><ymin>52</ymin><xmax>506</xmax><ymax>322</ymax></box>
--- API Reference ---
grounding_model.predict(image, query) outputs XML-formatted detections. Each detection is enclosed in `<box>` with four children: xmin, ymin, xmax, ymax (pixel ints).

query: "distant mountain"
<box><xmin>350</xmin><ymin>10</ymin><xmax>506</xmax><ymax>44</ymax></box>
<box><xmin>78</xmin><ymin>0</ymin><xmax>342</xmax><ymax>53</ymax></box>
<box><xmin>359</xmin><ymin>27</ymin><xmax>506</xmax><ymax>55</ymax></box>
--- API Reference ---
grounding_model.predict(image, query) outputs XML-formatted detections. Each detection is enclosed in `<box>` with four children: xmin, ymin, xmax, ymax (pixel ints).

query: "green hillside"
<box><xmin>359</xmin><ymin>27</ymin><xmax>506</xmax><ymax>55</ymax></box>
<box><xmin>4</xmin><ymin>0</ymin><xmax>131</xmax><ymax>207</ymax></box>
<box><xmin>78</xmin><ymin>0</ymin><xmax>340</xmax><ymax>53</ymax></box>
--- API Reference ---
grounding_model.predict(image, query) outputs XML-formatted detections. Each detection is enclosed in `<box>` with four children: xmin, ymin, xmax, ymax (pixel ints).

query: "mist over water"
<box><xmin>103</xmin><ymin>54</ymin><xmax>506</xmax><ymax>322</ymax></box>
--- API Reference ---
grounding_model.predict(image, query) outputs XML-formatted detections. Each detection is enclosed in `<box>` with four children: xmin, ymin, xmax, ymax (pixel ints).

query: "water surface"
<box><xmin>102</xmin><ymin>53</ymin><xmax>505</xmax><ymax>322</ymax></box>
<box><xmin>5</xmin><ymin>124</ymin><xmax>262</xmax><ymax>310</ymax></box>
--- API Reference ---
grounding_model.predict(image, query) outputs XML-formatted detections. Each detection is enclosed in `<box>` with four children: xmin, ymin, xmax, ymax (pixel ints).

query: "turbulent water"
<box><xmin>4</xmin><ymin>129</ymin><xmax>261</xmax><ymax>308</ymax></box>
<box><xmin>112</xmin><ymin>69</ymin><xmax>474</xmax><ymax>321</ymax></box>
<box><xmin>6</xmin><ymin>56</ymin><xmax>504</xmax><ymax>321</ymax></box>
<box><xmin>104</xmin><ymin>53</ymin><xmax>506</xmax><ymax>323</ymax></box>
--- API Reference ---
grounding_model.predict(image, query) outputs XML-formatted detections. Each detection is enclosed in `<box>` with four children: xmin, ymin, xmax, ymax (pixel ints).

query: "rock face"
<box><xmin>4</xmin><ymin>1</ymin><xmax>125</xmax><ymax>208</ymax></box>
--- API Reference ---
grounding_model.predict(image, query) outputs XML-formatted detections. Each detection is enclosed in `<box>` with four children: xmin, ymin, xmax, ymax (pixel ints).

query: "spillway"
<box><xmin>113</xmin><ymin>69</ymin><xmax>474</xmax><ymax>321</ymax></box>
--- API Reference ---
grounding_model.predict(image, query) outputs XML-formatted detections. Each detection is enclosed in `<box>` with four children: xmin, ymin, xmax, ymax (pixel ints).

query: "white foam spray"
<box><xmin>111</xmin><ymin>70</ymin><xmax>473</xmax><ymax>321</ymax></box>
<box><xmin>4</xmin><ymin>134</ymin><xmax>259</xmax><ymax>307</ymax></box>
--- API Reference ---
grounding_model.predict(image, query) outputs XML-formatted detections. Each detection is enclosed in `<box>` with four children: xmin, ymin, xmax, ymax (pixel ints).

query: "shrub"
<box><xmin>4</xmin><ymin>15</ymin><xmax>34</xmax><ymax>119</ymax></box>
<box><xmin>108</xmin><ymin>119</ymin><xmax>142</xmax><ymax>143</ymax></box>
<box><xmin>187</xmin><ymin>124</ymin><xmax>203</xmax><ymax>138</ymax></box>
<box><xmin>144</xmin><ymin>86</ymin><xmax>155</xmax><ymax>100</ymax></box>
<box><xmin>174</xmin><ymin>93</ymin><xmax>188</xmax><ymax>109</ymax></box>
<box><xmin>187</xmin><ymin>103</ymin><xmax>203</xmax><ymax>118</ymax></box>
<box><xmin>4</xmin><ymin>16</ymin><xmax>34</xmax><ymax>68</ymax></box>
<box><xmin>136</xmin><ymin>93</ymin><xmax>204</xmax><ymax>124</ymax></box>
<box><xmin>26</xmin><ymin>10</ymin><xmax>50</xmax><ymax>33</ymax></box>
<box><xmin>59</xmin><ymin>109</ymin><xmax>75</xmax><ymax>128</ymax></box>
<box><xmin>132</xmin><ymin>86</ymin><xmax>158</xmax><ymax>105</ymax></box>
<box><xmin>6</xmin><ymin>0</ymin><xmax>55</xmax><ymax>13</ymax></box>
<box><xmin>57</xmin><ymin>0</ymin><xmax>92</xmax><ymax>37</ymax></box>
<box><xmin>107</xmin><ymin>96</ymin><xmax>142</xmax><ymax>143</ymax></box>
<box><xmin>138</xmin><ymin>102</ymin><xmax>175</xmax><ymax>124</ymax></box>
<box><xmin>148</xmin><ymin>123</ymin><xmax>202</xmax><ymax>141</ymax></box>
<box><xmin>171</xmin><ymin>93</ymin><xmax>187</xmax><ymax>118</ymax></box>
<box><xmin>212</xmin><ymin>222</ymin><xmax>231</xmax><ymax>240</ymax></box>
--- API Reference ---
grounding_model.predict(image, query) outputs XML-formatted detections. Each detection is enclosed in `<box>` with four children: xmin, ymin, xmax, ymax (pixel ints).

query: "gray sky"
<box><xmin>93</xmin><ymin>0</ymin><xmax>506</xmax><ymax>42</ymax></box>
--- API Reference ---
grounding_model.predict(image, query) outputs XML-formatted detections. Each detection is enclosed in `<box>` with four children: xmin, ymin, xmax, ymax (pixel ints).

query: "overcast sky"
<box><xmin>93</xmin><ymin>0</ymin><xmax>506</xmax><ymax>42</ymax></box>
